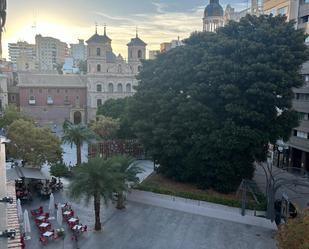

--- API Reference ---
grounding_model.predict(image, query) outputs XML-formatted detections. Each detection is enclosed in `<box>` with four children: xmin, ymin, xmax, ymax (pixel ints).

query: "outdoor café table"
<box><xmin>68</xmin><ymin>218</ymin><xmax>78</xmax><ymax>223</ymax></box>
<box><xmin>63</xmin><ymin>211</ymin><xmax>71</xmax><ymax>216</ymax></box>
<box><xmin>37</xmin><ymin>215</ymin><xmax>45</xmax><ymax>221</ymax></box>
<box><xmin>39</xmin><ymin>223</ymin><xmax>50</xmax><ymax>228</ymax></box>
<box><xmin>72</xmin><ymin>225</ymin><xmax>82</xmax><ymax>231</ymax></box>
<box><xmin>43</xmin><ymin>231</ymin><xmax>53</xmax><ymax>238</ymax></box>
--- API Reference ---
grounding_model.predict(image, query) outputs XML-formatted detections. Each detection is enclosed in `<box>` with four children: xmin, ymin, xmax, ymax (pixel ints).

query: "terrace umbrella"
<box><xmin>23</xmin><ymin>209</ymin><xmax>31</xmax><ymax>240</ymax></box>
<box><xmin>48</xmin><ymin>193</ymin><xmax>55</xmax><ymax>219</ymax></box>
<box><xmin>57</xmin><ymin>203</ymin><xmax>63</xmax><ymax>225</ymax></box>
<box><xmin>17</xmin><ymin>199</ymin><xmax>23</xmax><ymax>221</ymax></box>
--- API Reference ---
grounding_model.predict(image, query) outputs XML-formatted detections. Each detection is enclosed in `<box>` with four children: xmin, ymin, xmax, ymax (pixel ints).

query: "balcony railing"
<box><xmin>64</xmin><ymin>100</ymin><xmax>71</xmax><ymax>105</ymax></box>
<box><xmin>29</xmin><ymin>99</ymin><xmax>36</xmax><ymax>105</ymax></box>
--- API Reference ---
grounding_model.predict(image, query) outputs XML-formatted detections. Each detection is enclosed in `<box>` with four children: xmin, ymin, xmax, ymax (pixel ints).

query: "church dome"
<box><xmin>204</xmin><ymin>0</ymin><xmax>223</xmax><ymax>17</ymax></box>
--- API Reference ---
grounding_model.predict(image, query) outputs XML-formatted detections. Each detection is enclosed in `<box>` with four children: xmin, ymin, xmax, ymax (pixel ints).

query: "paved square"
<box><xmin>23</xmin><ymin>192</ymin><xmax>277</xmax><ymax>249</ymax></box>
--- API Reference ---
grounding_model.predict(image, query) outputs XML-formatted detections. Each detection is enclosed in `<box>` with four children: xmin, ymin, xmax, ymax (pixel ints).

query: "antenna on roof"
<box><xmin>104</xmin><ymin>23</ymin><xmax>107</xmax><ymax>36</ymax></box>
<box><xmin>95</xmin><ymin>22</ymin><xmax>98</xmax><ymax>34</ymax></box>
<box><xmin>136</xmin><ymin>26</ymin><xmax>138</xmax><ymax>38</ymax></box>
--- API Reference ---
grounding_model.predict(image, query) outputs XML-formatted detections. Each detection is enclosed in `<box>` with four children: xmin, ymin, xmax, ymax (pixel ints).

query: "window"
<box><xmin>277</xmin><ymin>6</ymin><xmax>287</xmax><ymax>16</ymax></box>
<box><xmin>117</xmin><ymin>83</ymin><xmax>123</xmax><ymax>93</ymax></box>
<box><xmin>126</xmin><ymin>83</ymin><xmax>132</xmax><ymax>93</ymax></box>
<box><xmin>138</xmin><ymin>50</ymin><xmax>142</xmax><ymax>59</ymax></box>
<box><xmin>97</xmin><ymin>64</ymin><xmax>101</xmax><ymax>72</ymax></box>
<box><xmin>47</xmin><ymin>96</ymin><xmax>53</xmax><ymax>104</ymax></box>
<box><xmin>298</xmin><ymin>112</ymin><xmax>309</xmax><ymax>120</ymax></box>
<box><xmin>295</xmin><ymin>93</ymin><xmax>309</xmax><ymax>100</ymax></box>
<box><xmin>57</xmin><ymin>89</ymin><xmax>60</xmax><ymax>93</ymax></box>
<box><xmin>97</xmin><ymin>99</ymin><xmax>102</xmax><ymax>107</ymax></box>
<box><xmin>301</xmin><ymin>15</ymin><xmax>309</xmax><ymax>23</ymax></box>
<box><xmin>39</xmin><ymin>89</ymin><xmax>42</xmax><ymax>93</ymax></box>
<box><xmin>97</xmin><ymin>84</ymin><xmax>102</xmax><ymax>92</ymax></box>
<box><xmin>48</xmin><ymin>89</ymin><xmax>51</xmax><ymax>93</ymax></box>
<box><xmin>108</xmin><ymin>83</ymin><xmax>114</xmax><ymax>93</ymax></box>
<box><xmin>65</xmin><ymin>89</ymin><xmax>68</xmax><ymax>93</ymax></box>
<box><xmin>30</xmin><ymin>89</ymin><xmax>33</xmax><ymax>94</ymax></box>
<box><xmin>30</xmin><ymin>96</ymin><xmax>35</xmax><ymax>100</ymax></box>
<box><xmin>64</xmin><ymin>96</ymin><xmax>69</xmax><ymax>102</ymax></box>
<box><xmin>138</xmin><ymin>66</ymin><xmax>142</xmax><ymax>72</ymax></box>
<box><xmin>294</xmin><ymin>130</ymin><xmax>309</xmax><ymax>139</ymax></box>
<box><xmin>76</xmin><ymin>96</ymin><xmax>80</xmax><ymax>100</ymax></box>
<box><xmin>305</xmin><ymin>75</ymin><xmax>309</xmax><ymax>82</ymax></box>
<box><xmin>97</xmin><ymin>48</ymin><xmax>101</xmax><ymax>56</ymax></box>
<box><xmin>11</xmin><ymin>95</ymin><xmax>15</xmax><ymax>101</ymax></box>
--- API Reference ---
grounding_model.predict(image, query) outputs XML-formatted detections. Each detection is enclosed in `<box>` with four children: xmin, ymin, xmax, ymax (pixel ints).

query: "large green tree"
<box><xmin>97</xmin><ymin>98</ymin><xmax>135</xmax><ymax>139</ymax></box>
<box><xmin>62</xmin><ymin>120</ymin><xmax>95</xmax><ymax>165</ymax></box>
<box><xmin>89</xmin><ymin>115</ymin><xmax>120</xmax><ymax>140</ymax></box>
<box><xmin>129</xmin><ymin>15</ymin><xmax>309</xmax><ymax>193</ymax></box>
<box><xmin>69</xmin><ymin>157</ymin><xmax>123</xmax><ymax>231</ymax></box>
<box><xmin>7</xmin><ymin>120</ymin><xmax>62</xmax><ymax>168</ymax></box>
<box><xmin>0</xmin><ymin>105</ymin><xmax>31</xmax><ymax>129</ymax></box>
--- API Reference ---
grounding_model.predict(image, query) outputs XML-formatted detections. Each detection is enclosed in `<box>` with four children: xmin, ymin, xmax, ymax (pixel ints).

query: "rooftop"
<box><xmin>18</xmin><ymin>74</ymin><xmax>87</xmax><ymax>88</ymax></box>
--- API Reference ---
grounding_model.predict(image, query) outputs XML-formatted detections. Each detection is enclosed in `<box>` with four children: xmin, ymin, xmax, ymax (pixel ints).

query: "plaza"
<box><xmin>22</xmin><ymin>191</ymin><xmax>277</xmax><ymax>249</ymax></box>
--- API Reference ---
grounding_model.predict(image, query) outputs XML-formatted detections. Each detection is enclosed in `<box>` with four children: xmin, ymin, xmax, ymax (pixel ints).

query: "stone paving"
<box><xmin>22</xmin><ymin>190</ymin><xmax>277</xmax><ymax>249</ymax></box>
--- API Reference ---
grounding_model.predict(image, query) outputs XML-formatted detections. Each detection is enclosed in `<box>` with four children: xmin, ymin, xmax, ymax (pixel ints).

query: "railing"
<box><xmin>29</xmin><ymin>100</ymin><xmax>36</xmax><ymax>105</ymax></box>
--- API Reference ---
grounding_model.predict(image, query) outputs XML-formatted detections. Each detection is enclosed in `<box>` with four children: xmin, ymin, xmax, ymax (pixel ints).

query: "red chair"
<box><xmin>82</xmin><ymin>225</ymin><xmax>87</xmax><ymax>232</ymax></box>
<box><xmin>39</xmin><ymin>236</ymin><xmax>47</xmax><ymax>245</ymax></box>
<box><xmin>44</xmin><ymin>213</ymin><xmax>49</xmax><ymax>219</ymax></box>
<box><xmin>35</xmin><ymin>218</ymin><xmax>42</xmax><ymax>226</ymax></box>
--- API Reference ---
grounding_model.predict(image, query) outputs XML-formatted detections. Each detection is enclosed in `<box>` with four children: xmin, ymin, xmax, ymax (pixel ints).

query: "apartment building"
<box><xmin>35</xmin><ymin>35</ymin><xmax>68</xmax><ymax>71</ymax></box>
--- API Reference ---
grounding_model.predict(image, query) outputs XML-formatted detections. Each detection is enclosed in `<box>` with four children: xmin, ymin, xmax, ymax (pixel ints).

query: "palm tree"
<box><xmin>110</xmin><ymin>155</ymin><xmax>143</xmax><ymax>210</ymax></box>
<box><xmin>68</xmin><ymin>157</ymin><xmax>123</xmax><ymax>231</ymax></box>
<box><xmin>62</xmin><ymin>120</ymin><xmax>95</xmax><ymax>165</ymax></box>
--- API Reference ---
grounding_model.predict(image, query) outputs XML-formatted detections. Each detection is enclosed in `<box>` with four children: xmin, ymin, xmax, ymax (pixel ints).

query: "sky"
<box><xmin>4</xmin><ymin>0</ymin><xmax>250</xmax><ymax>60</ymax></box>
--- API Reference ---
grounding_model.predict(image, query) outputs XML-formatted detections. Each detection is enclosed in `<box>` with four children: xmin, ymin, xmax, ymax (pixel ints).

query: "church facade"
<box><xmin>86</xmin><ymin>27</ymin><xmax>146</xmax><ymax>121</ymax></box>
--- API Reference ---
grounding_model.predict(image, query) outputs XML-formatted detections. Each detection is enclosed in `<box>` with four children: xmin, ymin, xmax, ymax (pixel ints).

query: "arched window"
<box><xmin>108</xmin><ymin>83</ymin><xmax>114</xmax><ymax>93</ymax></box>
<box><xmin>126</xmin><ymin>83</ymin><xmax>131</xmax><ymax>93</ymax></box>
<box><xmin>96</xmin><ymin>84</ymin><xmax>102</xmax><ymax>92</ymax></box>
<box><xmin>96</xmin><ymin>48</ymin><xmax>101</xmax><ymax>56</ymax></box>
<box><xmin>117</xmin><ymin>83</ymin><xmax>123</xmax><ymax>93</ymax></box>
<box><xmin>97</xmin><ymin>64</ymin><xmax>101</xmax><ymax>72</ymax></box>
<box><xmin>138</xmin><ymin>50</ymin><xmax>142</xmax><ymax>59</ymax></box>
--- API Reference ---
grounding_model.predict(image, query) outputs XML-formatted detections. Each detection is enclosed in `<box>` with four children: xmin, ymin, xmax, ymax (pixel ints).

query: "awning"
<box><xmin>15</xmin><ymin>167</ymin><xmax>47</xmax><ymax>180</ymax></box>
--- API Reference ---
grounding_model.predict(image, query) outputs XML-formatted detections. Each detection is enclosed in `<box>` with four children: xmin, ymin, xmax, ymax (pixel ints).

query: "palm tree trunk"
<box><xmin>94</xmin><ymin>193</ymin><xmax>101</xmax><ymax>231</ymax></box>
<box><xmin>76</xmin><ymin>142</ymin><xmax>82</xmax><ymax>165</ymax></box>
<box><xmin>116</xmin><ymin>191</ymin><xmax>125</xmax><ymax>210</ymax></box>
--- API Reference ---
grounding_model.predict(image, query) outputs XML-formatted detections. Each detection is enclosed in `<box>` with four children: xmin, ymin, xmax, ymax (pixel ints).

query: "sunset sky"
<box><xmin>4</xmin><ymin>0</ymin><xmax>249</xmax><ymax>59</ymax></box>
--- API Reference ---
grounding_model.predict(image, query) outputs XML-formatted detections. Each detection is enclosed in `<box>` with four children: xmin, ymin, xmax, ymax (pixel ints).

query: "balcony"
<box><xmin>29</xmin><ymin>99</ymin><xmax>36</xmax><ymax>105</ymax></box>
<box><xmin>47</xmin><ymin>99</ymin><xmax>54</xmax><ymax>105</ymax></box>
<box><xmin>64</xmin><ymin>100</ymin><xmax>71</xmax><ymax>105</ymax></box>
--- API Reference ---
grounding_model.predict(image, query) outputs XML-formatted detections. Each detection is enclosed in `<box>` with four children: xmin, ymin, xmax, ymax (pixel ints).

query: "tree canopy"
<box><xmin>129</xmin><ymin>15</ymin><xmax>309</xmax><ymax>193</ymax></box>
<box><xmin>0</xmin><ymin>105</ymin><xmax>31</xmax><ymax>129</ymax></box>
<box><xmin>89</xmin><ymin>115</ymin><xmax>120</xmax><ymax>140</ymax></box>
<box><xmin>7</xmin><ymin>119</ymin><xmax>62</xmax><ymax>168</ymax></box>
<box><xmin>97</xmin><ymin>97</ymin><xmax>135</xmax><ymax>139</ymax></box>
<box><xmin>62</xmin><ymin>120</ymin><xmax>96</xmax><ymax>165</ymax></box>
